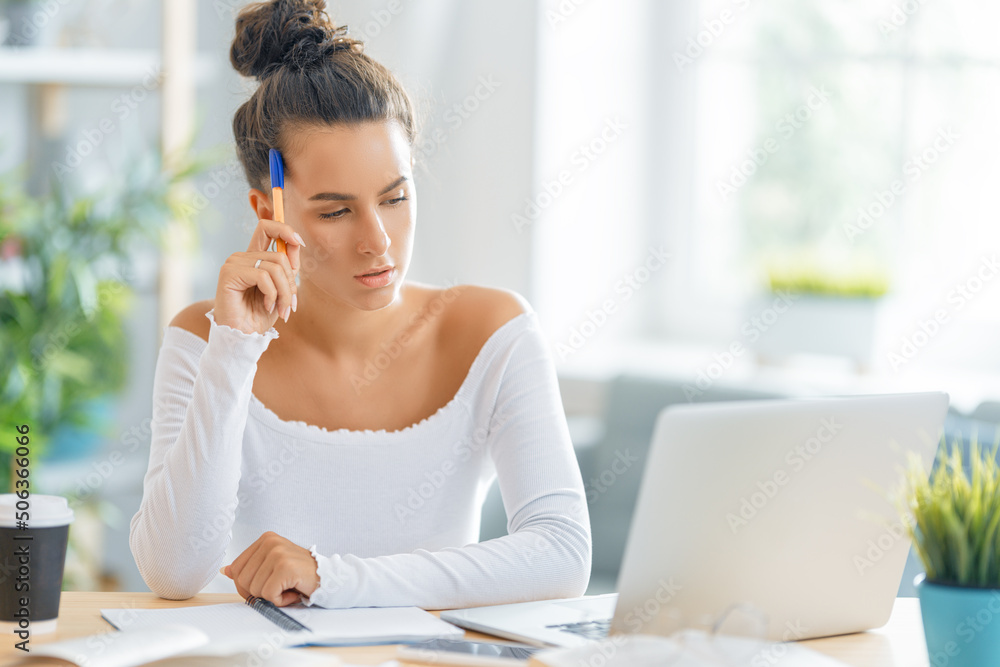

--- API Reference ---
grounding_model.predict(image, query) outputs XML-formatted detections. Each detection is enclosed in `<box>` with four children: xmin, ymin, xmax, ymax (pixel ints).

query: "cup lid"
<box><xmin>0</xmin><ymin>494</ymin><xmax>74</xmax><ymax>528</ymax></box>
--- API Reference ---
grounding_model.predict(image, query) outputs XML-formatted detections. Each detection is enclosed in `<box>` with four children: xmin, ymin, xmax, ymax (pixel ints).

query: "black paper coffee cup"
<box><xmin>0</xmin><ymin>494</ymin><xmax>74</xmax><ymax>636</ymax></box>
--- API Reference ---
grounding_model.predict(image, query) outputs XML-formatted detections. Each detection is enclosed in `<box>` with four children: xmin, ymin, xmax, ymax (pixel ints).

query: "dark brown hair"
<box><xmin>230</xmin><ymin>0</ymin><xmax>417</xmax><ymax>192</ymax></box>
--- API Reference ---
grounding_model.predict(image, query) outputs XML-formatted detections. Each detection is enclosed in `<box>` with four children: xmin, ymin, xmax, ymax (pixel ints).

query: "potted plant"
<box><xmin>0</xmin><ymin>146</ymin><xmax>206</xmax><ymax>493</ymax></box>
<box><xmin>747</xmin><ymin>254</ymin><xmax>889</xmax><ymax>372</ymax></box>
<box><xmin>897</xmin><ymin>437</ymin><xmax>1000</xmax><ymax>667</ymax></box>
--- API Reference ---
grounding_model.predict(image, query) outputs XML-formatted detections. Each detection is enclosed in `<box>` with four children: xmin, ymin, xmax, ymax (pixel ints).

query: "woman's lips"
<box><xmin>355</xmin><ymin>267</ymin><xmax>394</xmax><ymax>288</ymax></box>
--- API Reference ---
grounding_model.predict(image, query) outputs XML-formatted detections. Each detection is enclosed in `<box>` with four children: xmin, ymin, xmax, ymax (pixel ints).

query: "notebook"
<box><xmin>100</xmin><ymin>596</ymin><xmax>464</xmax><ymax>648</ymax></box>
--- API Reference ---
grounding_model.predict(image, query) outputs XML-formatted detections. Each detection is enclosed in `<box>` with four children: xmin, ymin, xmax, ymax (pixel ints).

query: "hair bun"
<box><xmin>230</xmin><ymin>0</ymin><xmax>361</xmax><ymax>80</ymax></box>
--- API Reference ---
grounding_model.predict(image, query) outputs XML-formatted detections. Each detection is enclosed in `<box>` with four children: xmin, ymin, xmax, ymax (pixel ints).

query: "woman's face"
<box><xmin>277</xmin><ymin>120</ymin><xmax>416</xmax><ymax>310</ymax></box>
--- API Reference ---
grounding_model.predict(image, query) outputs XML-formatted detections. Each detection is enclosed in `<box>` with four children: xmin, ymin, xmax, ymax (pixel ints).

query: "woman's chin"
<box><xmin>351</xmin><ymin>281</ymin><xmax>403</xmax><ymax>309</ymax></box>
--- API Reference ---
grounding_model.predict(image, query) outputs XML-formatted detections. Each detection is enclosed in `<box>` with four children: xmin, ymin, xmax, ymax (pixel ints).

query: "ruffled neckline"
<box><xmin>247</xmin><ymin>311</ymin><xmax>532</xmax><ymax>441</ymax></box>
<box><xmin>164</xmin><ymin>309</ymin><xmax>535</xmax><ymax>442</ymax></box>
<box><xmin>248</xmin><ymin>385</ymin><xmax>463</xmax><ymax>439</ymax></box>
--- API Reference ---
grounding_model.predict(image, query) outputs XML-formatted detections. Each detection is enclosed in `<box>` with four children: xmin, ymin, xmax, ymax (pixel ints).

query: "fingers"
<box><xmin>277</xmin><ymin>590</ymin><xmax>303</xmax><ymax>607</ymax></box>
<box><xmin>227</xmin><ymin>535</ymin><xmax>265</xmax><ymax>584</ymax></box>
<box><xmin>221</xmin><ymin>564</ymin><xmax>254</xmax><ymax>600</ymax></box>
<box><xmin>245</xmin><ymin>252</ymin><xmax>297</xmax><ymax>320</ymax></box>
<box><xmin>233</xmin><ymin>579</ymin><xmax>252</xmax><ymax>601</ymax></box>
<box><xmin>224</xmin><ymin>532</ymin><xmax>317</xmax><ymax>606</ymax></box>
<box><xmin>248</xmin><ymin>559</ymin><xmax>279</xmax><ymax>603</ymax></box>
<box><xmin>229</xmin><ymin>532</ymin><xmax>280</xmax><ymax>599</ymax></box>
<box><xmin>248</xmin><ymin>218</ymin><xmax>306</xmax><ymax>268</ymax></box>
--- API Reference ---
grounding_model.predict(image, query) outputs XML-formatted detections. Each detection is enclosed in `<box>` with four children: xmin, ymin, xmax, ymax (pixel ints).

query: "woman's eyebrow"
<box><xmin>307</xmin><ymin>175</ymin><xmax>408</xmax><ymax>202</ymax></box>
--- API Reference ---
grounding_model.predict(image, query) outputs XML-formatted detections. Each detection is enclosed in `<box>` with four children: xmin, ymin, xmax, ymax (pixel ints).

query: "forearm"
<box><xmin>130</xmin><ymin>313</ymin><xmax>278</xmax><ymax>598</ymax></box>
<box><xmin>303</xmin><ymin>494</ymin><xmax>591</xmax><ymax>609</ymax></box>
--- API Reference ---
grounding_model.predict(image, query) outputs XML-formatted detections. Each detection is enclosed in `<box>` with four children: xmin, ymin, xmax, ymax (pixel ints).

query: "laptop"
<box><xmin>442</xmin><ymin>391</ymin><xmax>949</xmax><ymax>647</ymax></box>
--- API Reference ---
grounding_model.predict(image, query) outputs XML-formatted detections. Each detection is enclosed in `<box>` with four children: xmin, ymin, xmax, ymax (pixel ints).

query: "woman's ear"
<box><xmin>248</xmin><ymin>188</ymin><xmax>274</xmax><ymax>221</ymax></box>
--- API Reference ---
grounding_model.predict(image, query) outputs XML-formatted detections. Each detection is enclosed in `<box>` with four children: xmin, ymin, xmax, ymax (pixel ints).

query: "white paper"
<box><xmin>27</xmin><ymin>624</ymin><xmax>209</xmax><ymax>667</ymax></box>
<box><xmin>102</xmin><ymin>603</ymin><xmax>283</xmax><ymax>646</ymax></box>
<box><xmin>144</xmin><ymin>647</ymin><xmax>345</xmax><ymax>666</ymax></box>
<box><xmin>101</xmin><ymin>602</ymin><xmax>463</xmax><ymax>648</ymax></box>
<box><xmin>281</xmin><ymin>605</ymin><xmax>464</xmax><ymax>646</ymax></box>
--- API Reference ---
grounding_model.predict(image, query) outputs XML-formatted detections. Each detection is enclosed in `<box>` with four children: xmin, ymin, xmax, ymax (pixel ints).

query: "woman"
<box><xmin>129</xmin><ymin>0</ymin><xmax>591</xmax><ymax>610</ymax></box>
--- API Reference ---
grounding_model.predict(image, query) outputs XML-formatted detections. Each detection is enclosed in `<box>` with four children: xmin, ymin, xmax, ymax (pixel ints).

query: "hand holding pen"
<box><xmin>213</xmin><ymin>149</ymin><xmax>306</xmax><ymax>336</ymax></box>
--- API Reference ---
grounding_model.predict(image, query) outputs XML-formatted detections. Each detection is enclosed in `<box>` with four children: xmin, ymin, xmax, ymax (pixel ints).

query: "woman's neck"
<box><xmin>277</xmin><ymin>281</ymin><xmax>416</xmax><ymax>363</ymax></box>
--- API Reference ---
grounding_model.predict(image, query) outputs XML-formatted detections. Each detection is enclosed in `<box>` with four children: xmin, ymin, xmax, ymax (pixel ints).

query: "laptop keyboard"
<box><xmin>545</xmin><ymin>618</ymin><xmax>612</xmax><ymax>640</ymax></box>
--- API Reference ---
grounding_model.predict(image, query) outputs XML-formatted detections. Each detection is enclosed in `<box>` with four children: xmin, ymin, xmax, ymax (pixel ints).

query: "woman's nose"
<box><xmin>357</xmin><ymin>211</ymin><xmax>391</xmax><ymax>255</ymax></box>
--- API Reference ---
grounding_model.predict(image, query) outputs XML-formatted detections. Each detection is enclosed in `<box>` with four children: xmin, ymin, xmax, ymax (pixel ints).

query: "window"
<box><xmin>671</xmin><ymin>0</ymin><xmax>1000</xmax><ymax>371</ymax></box>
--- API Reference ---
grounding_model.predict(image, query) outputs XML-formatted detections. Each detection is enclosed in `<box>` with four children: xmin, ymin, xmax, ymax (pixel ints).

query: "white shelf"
<box><xmin>0</xmin><ymin>47</ymin><xmax>217</xmax><ymax>86</ymax></box>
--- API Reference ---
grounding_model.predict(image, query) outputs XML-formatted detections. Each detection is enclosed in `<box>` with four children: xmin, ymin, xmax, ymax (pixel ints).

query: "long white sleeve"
<box><xmin>301</xmin><ymin>318</ymin><xmax>592</xmax><ymax>609</ymax></box>
<box><xmin>129</xmin><ymin>310</ymin><xmax>279</xmax><ymax>599</ymax></box>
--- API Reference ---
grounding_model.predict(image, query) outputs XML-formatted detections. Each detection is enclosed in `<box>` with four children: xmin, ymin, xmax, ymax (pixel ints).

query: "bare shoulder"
<box><xmin>439</xmin><ymin>284</ymin><xmax>531</xmax><ymax>340</ymax></box>
<box><xmin>167</xmin><ymin>299</ymin><xmax>216</xmax><ymax>343</ymax></box>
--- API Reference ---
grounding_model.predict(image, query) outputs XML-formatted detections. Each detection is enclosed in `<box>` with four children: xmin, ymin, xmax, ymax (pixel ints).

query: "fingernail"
<box><xmin>294</xmin><ymin>232</ymin><xmax>306</xmax><ymax>247</ymax></box>
<box><xmin>219</xmin><ymin>566</ymin><xmax>226</xmax><ymax>576</ymax></box>
<box><xmin>292</xmin><ymin>294</ymin><xmax>297</xmax><ymax>313</ymax></box>
<box><xmin>283</xmin><ymin>306</ymin><xmax>290</xmax><ymax>323</ymax></box>
<box><xmin>268</xmin><ymin>301</ymin><xmax>275</xmax><ymax>314</ymax></box>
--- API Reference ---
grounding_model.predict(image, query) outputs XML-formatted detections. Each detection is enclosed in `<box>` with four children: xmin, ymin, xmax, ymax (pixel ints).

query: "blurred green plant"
<box><xmin>765</xmin><ymin>252</ymin><xmax>889</xmax><ymax>298</ymax></box>
<box><xmin>897</xmin><ymin>437</ymin><xmax>1000</xmax><ymax>588</ymax></box>
<box><xmin>0</xmin><ymin>148</ymin><xmax>210</xmax><ymax>492</ymax></box>
<box><xmin>767</xmin><ymin>266</ymin><xmax>889</xmax><ymax>298</ymax></box>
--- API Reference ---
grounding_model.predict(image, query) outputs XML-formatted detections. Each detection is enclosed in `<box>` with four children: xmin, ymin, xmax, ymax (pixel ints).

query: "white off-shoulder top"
<box><xmin>128</xmin><ymin>301</ymin><xmax>592</xmax><ymax>609</ymax></box>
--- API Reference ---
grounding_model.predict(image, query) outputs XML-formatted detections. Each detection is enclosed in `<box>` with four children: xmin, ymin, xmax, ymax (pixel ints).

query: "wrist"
<box><xmin>302</xmin><ymin>545</ymin><xmax>344</xmax><ymax>608</ymax></box>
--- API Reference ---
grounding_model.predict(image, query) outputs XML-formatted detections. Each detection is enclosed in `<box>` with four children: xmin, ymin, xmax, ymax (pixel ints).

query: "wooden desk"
<box><xmin>1</xmin><ymin>593</ymin><xmax>930</xmax><ymax>666</ymax></box>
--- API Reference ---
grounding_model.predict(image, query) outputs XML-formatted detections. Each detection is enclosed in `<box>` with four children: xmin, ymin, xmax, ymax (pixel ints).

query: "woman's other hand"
<box><xmin>219</xmin><ymin>531</ymin><xmax>320</xmax><ymax>606</ymax></box>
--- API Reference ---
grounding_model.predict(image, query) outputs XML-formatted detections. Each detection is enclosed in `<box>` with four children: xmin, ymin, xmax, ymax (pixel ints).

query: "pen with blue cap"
<box><xmin>269</xmin><ymin>148</ymin><xmax>287</xmax><ymax>255</ymax></box>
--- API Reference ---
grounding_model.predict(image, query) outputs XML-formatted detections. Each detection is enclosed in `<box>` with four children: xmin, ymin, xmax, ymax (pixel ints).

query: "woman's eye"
<box><xmin>319</xmin><ymin>196</ymin><xmax>406</xmax><ymax>219</ymax></box>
